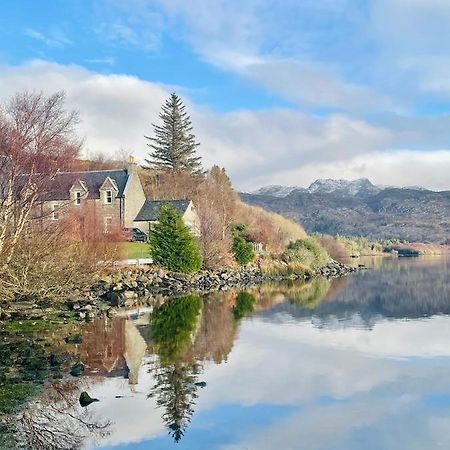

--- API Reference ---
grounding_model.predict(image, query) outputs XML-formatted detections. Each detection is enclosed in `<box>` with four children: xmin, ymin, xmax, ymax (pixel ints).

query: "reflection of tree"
<box><xmin>150</xmin><ymin>295</ymin><xmax>203</xmax><ymax>364</ymax></box>
<box><xmin>148</xmin><ymin>361</ymin><xmax>201</xmax><ymax>443</ymax></box>
<box><xmin>19</xmin><ymin>380</ymin><xmax>111</xmax><ymax>450</ymax></box>
<box><xmin>232</xmin><ymin>292</ymin><xmax>256</xmax><ymax>320</ymax></box>
<box><xmin>189</xmin><ymin>292</ymin><xmax>237</xmax><ymax>364</ymax></box>
<box><xmin>148</xmin><ymin>295</ymin><xmax>203</xmax><ymax>443</ymax></box>
<box><xmin>283</xmin><ymin>278</ymin><xmax>331</xmax><ymax>308</ymax></box>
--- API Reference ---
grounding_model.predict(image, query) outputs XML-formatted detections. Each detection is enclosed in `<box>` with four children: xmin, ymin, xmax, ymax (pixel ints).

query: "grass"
<box><xmin>120</xmin><ymin>242</ymin><xmax>151</xmax><ymax>259</ymax></box>
<box><xmin>0</xmin><ymin>384</ymin><xmax>36</xmax><ymax>414</ymax></box>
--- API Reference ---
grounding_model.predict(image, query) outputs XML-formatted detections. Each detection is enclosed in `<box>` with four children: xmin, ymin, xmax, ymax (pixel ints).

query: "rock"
<box><xmin>86</xmin><ymin>311</ymin><xmax>97</xmax><ymax>320</ymax></box>
<box><xmin>79</xmin><ymin>391</ymin><xmax>99</xmax><ymax>407</ymax></box>
<box><xmin>106</xmin><ymin>291</ymin><xmax>125</xmax><ymax>307</ymax></box>
<box><xmin>106</xmin><ymin>308</ymin><xmax>117</xmax><ymax>318</ymax></box>
<box><xmin>70</xmin><ymin>362</ymin><xmax>85</xmax><ymax>377</ymax></box>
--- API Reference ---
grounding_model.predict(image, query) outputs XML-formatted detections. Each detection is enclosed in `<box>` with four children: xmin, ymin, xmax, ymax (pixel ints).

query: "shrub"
<box><xmin>282</xmin><ymin>237</ymin><xmax>328</xmax><ymax>269</ymax></box>
<box><xmin>149</xmin><ymin>203</ymin><xmax>202</xmax><ymax>273</ymax></box>
<box><xmin>232</xmin><ymin>225</ymin><xmax>255</xmax><ymax>265</ymax></box>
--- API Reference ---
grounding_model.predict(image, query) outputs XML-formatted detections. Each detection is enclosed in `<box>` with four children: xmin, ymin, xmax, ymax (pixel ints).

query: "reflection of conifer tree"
<box><xmin>149</xmin><ymin>361</ymin><xmax>201</xmax><ymax>443</ymax></box>
<box><xmin>148</xmin><ymin>295</ymin><xmax>204</xmax><ymax>443</ymax></box>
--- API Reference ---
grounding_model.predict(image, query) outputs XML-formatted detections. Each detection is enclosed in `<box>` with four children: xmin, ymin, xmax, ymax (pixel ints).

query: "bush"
<box><xmin>149</xmin><ymin>203</ymin><xmax>202</xmax><ymax>273</ymax></box>
<box><xmin>282</xmin><ymin>237</ymin><xmax>328</xmax><ymax>269</ymax></box>
<box><xmin>232</xmin><ymin>225</ymin><xmax>255</xmax><ymax>265</ymax></box>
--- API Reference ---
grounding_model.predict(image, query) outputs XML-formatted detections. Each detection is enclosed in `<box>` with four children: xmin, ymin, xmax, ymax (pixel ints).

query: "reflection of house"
<box><xmin>37</xmin><ymin>158</ymin><xmax>200</xmax><ymax>234</ymax></box>
<box><xmin>80</xmin><ymin>318</ymin><xmax>128</xmax><ymax>377</ymax></box>
<box><xmin>80</xmin><ymin>317</ymin><xmax>148</xmax><ymax>391</ymax></box>
<box><xmin>124</xmin><ymin>321</ymin><xmax>147</xmax><ymax>391</ymax></box>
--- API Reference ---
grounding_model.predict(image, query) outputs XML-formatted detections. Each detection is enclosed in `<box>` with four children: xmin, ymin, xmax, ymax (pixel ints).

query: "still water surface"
<box><xmin>5</xmin><ymin>256</ymin><xmax>450</xmax><ymax>449</ymax></box>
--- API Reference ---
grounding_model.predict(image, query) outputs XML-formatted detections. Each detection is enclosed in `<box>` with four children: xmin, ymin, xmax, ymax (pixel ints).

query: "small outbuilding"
<box><xmin>133</xmin><ymin>199</ymin><xmax>201</xmax><ymax>236</ymax></box>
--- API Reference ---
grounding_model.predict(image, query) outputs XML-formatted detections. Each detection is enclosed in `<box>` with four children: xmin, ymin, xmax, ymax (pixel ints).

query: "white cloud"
<box><xmin>25</xmin><ymin>28</ymin><xmax>72</xmax><ymax>47</ymax></box>
<box><xmin>0</xmin><ymin>60</ymin><xmax>448</xmax><ymax>191</ymax></box>
<box><xmin>259</xmin><ymin>149</ymin><xmax>450</xmax><ymax>191</ymax></box>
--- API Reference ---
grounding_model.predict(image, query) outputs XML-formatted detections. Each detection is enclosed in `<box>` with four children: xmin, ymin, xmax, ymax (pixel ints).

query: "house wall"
<box><xmin>41</xmin><ymin>195</ymin><xmax>123</xmax><ymax>232</ymax></box>
<box><xmin>123</xmin><ymin>167</ymin><xmax>146</xmax><ymax>228</ymax></box>
<box><xmin>183</xmin><ymin>201</ymin><xmax>201</xmax><ymax>236</ymax></box>
<box><xmin>133</xmin><ymin>220</ymin><xmax>151</xmax><ymax>234</ymax></box>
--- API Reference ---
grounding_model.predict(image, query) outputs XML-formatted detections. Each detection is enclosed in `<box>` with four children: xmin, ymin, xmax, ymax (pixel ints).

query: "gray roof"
<box><xmin>135</xmin><ymin>199</ymin><xmax>190</xmax><ymax>222</ymax></box>
<box><xmin>41</xmin><ymin>169</ymin><xmax>129</xmax><ymax>200</ymax></box>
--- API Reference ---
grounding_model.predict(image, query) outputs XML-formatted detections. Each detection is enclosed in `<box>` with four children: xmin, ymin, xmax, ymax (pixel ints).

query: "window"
<box><xmin>75</xmin><ymin>191</ymin><xmax>82</xmax><ymax>206</ymax></box>
<box><xmin>51</xmin><ymin>203</ymin><xmax>59</xmax><ymax>221</ymax></box>
<box><xmin>105</xmin><ymin>190</ymin><xmax>113</xmax><ymax>204</ymax></box>
<box><xmin>104</xmin><ymin>217</ymin><xmax>113</xmax><ymax>234</ymax></box>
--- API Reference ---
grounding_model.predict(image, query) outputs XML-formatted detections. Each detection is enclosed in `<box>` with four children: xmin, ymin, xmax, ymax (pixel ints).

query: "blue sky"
<box><xmin>1</xmin><ymin>0</ymin><xmax>450</xmax><ymax>189</ymax></box>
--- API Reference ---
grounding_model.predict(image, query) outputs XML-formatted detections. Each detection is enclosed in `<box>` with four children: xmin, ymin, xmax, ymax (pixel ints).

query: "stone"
<box><xmin>79</xmin><ymin>391</ymin><xmax>99</xmax><ymax>407</ymax></box>
<box><xmin>106</xmin><ymin>308</ymin><xmax>117</xmax><ymax>318</ymax></box>
<box><xmin>70</xmin><ymin>362</ymin><xmax>85</xmax><ymax>377</ymax></box>
<box><xmin>107</xmin><ymin>291</ymin><xmax>125</xmax><ymax>307</ymax></box>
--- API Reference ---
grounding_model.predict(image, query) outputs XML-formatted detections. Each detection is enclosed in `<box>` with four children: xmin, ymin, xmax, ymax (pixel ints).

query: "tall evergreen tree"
<box><xmin>149</xmin><ymin>203</ymin><xmax>202</xmax><ymax>273</ymax></box>
<box><xmin>145</xmin><ymin>93</ymin><xmax>203</xmax><ymax>174</ymax></box>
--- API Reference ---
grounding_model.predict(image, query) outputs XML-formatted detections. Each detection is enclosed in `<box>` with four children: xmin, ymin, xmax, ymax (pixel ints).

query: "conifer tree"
<box><xmin>149</xmin><ymin>203</ymin><xmax>202</xmax><ymax>273</ymax></box>
<box><xmin>145</xmin><ymin>93</ymin><xmax>203</xmax><ymax>174</ymax></box>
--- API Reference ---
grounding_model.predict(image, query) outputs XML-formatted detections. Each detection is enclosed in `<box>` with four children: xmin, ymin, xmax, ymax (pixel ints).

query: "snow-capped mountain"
<box><xmin>252</xmin><ymin>178</ymin><xmax>382</xmax><ymax>197</ymax></box>
<box><xmin>252</xmin><ymin>185</ymin><xmax>304</xmax><ymax>197</ymax></box>
<box><xmin>307</xmin><ymin>178</ymin><xmax>381</xmax><ymax>196</ymax></box>
<box><xmin>243</xmin><ymin>179</ymin><xmax>449</xmax><ymax>243</ymax></box>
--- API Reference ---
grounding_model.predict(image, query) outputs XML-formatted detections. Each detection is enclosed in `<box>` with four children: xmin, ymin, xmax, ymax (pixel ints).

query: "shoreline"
<box><xmin>0</xmin><ymin>260</ymin><xmax>356</xmax><ymax>323</ymax></box>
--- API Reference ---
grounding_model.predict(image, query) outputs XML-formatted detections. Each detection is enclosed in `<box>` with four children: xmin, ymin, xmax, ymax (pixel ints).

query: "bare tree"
<box><xmin>0</xmin><ymin>91</ymin><xmax>80</xmax><ymax>269</ymax></box>
<box><xmin>19</xmin><ymin>380</ymin><xmax>110</xmax><ymax>450</ymax></box>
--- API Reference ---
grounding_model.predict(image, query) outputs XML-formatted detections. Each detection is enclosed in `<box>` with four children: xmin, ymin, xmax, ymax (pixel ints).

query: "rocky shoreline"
<box><xmin>0</xmin><ymin>260</ymin><xmax>356</xmax><ymax>322</ymax></box>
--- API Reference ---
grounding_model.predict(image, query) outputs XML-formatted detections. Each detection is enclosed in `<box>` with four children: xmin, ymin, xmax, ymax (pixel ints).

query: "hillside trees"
<box><xmin>145</xmin><ymin>93</ymin><xmax>203</xmax><ymax>174</ymax></box>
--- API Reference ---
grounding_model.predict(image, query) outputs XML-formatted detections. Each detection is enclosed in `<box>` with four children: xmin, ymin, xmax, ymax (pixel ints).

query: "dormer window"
<box><xmin>75</xmin><ymin>191</ymin><xmax>82</xmax><ymax>206</ymax></box>
<box><xmin>105</xmin><ymin>190</ymin><xmax>113</xmax><ymax>204</ymax></box>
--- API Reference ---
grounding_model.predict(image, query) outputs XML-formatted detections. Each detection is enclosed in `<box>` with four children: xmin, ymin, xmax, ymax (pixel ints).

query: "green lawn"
<box><xmin>121</xmin><ymin>242</ymin><xmax>151</xmax><ymax>259</ymax></box>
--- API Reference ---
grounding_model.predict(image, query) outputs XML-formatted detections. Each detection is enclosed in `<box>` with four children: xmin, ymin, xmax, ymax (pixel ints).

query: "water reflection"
<box><xmin>148</xmin><ymin>295</ymin><xmax>204</xmax><ymax>442</ymax></box>
<box><xmin>19</xmin><ymin>380</ymin><xmax>111</xmax><ymax>450</ymax></box>
<box><xmin>3</xmin><ymin>256</ymin><xmax>450</xmax><ymax>449</ymax></box>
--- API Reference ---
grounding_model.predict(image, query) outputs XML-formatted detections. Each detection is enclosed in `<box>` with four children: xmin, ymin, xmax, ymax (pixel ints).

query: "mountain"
<box><xmin>251</xmin><ymin>178</ymin><xmax>382</xmax><ymax>197</ymax></box>
<box><xmin>242</xmin><ymin>179</ymin><xmax>450</xmax><ymax>243</ymax></box>
<box><xmin>307</xmin><ymin>178</ymin><xmax>381</xmax><ymax>196</ymax></box>
<box><xmin>252</xmin><ymin>185</ymin><xmax>302</xmax><ymax>197</ymax></box>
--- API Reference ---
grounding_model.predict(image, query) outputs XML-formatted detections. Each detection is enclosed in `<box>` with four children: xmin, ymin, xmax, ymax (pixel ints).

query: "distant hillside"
<box><xmin>242</xmin><ymin>178</ymin><xmax>450</xmax><ymax>243</ymax></box>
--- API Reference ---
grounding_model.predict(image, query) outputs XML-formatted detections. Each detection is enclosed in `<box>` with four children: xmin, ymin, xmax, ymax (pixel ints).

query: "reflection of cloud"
<box><xmin>85</xmin><ymin>358</ymin><xmax>166</xmax><ymax>449</ymax></box>
<box><xmin>74</xmin><ymin>309</ymin><xmax>450</xmax><ymax>449</ymax></box>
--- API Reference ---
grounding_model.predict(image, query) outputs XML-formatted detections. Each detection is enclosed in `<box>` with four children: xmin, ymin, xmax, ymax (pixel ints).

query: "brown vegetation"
<box><xmin>0</xmin><ymin>91</ymin><xmax>122</xmax><ymax>301</ymax></box>
<box><xmin>140</xmin><ymin>166</ymin><xmax>306</xmax><ymax>269</ymax></box>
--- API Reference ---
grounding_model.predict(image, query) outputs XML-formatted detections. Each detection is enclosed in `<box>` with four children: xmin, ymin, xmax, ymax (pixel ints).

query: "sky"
<box><xmin>0</xmin><ymin>0</ymin><xmax>450</xmax><ymax>191</ymax></box>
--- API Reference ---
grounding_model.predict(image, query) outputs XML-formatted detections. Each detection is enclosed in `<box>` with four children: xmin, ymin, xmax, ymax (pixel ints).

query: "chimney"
<box><xmin>127</xmin><ymin>154</ymin><xmax>138</xmax><ymax>174</ymax></box>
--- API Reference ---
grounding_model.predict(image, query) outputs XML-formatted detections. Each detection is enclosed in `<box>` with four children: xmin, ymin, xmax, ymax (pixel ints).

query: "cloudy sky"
<box><xmin>1</xmin><ymin>0</ymin><xmax>450</xmax><ymax>190</ymax></box>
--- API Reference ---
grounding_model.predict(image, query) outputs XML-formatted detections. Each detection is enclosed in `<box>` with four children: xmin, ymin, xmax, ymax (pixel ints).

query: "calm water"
<box><xmin>3</xmin><ymin>256</ymin><xmax>450</xmax><ymax>449</ymax></box>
